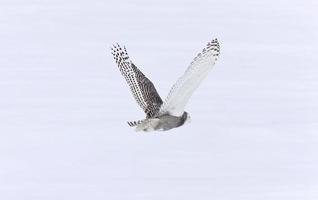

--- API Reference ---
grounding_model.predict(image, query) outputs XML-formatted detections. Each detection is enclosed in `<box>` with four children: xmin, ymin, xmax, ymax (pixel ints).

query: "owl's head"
<box><xmin>182</xmin><ymin>111</ymin><xmax>191</xmax><ymax>125</ymax></box>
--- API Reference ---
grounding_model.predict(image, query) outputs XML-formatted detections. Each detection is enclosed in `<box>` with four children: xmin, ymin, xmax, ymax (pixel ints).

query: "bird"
<box><xmin>111</xmin><ymin>38</ymin><xmax>220</xmax><ymax>132</ymax></box>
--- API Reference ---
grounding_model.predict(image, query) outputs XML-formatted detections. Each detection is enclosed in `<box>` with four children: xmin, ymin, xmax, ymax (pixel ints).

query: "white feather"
<box><xmin>159</xmin><ymin>38</ymin><xmax>220</xmax><ymax>116</ymax></box>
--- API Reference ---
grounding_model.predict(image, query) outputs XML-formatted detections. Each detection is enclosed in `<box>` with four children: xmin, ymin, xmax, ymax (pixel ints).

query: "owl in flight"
<box><xmin>111</xmin><ymin>38</ymin><xmax>220</xmax><ymax>132</ymax></box>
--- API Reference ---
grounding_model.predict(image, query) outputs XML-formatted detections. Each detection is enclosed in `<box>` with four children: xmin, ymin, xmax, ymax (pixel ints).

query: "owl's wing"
<box><xmin>111</xmin><ymin>44</ymin><xmax>163</xmax><ymax>118</ymax></box>
<box><xmin>159</xmin><ymin>38</ymin><xmax>220</xmax><ymax>116</ymax></box>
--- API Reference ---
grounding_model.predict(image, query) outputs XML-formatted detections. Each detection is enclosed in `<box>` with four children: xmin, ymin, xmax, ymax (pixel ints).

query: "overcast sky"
<box><xmin>0</xmin><ymin>0</ymin><xmax>317</xmax><ymax>199</ymax></box>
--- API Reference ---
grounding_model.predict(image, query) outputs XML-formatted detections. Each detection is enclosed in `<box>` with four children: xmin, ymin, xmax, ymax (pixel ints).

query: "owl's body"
<box><xmin>131</xmin><ymin>112</ymin><xmax>189</xmax><ymax>132</ymax></box>
<box><xmin>111</xmin><ymin>38</ymin><xmax>220</xmax><ymax>132</ymax></box>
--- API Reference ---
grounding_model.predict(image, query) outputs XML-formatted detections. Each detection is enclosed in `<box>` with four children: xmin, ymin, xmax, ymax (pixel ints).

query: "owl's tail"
<box><xmin>127</xmin><ymin>120</ymin><xmax>143</xmax><ymax>127</ymax></box>
<box><xmin>127</xmin><ymin>119</ymin><xmax>160</xmax><ymax>132</ymax></box>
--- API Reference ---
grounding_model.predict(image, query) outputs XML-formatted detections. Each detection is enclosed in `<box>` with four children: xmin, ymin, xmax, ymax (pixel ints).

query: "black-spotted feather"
<box><xmin>111</xmin><ymin>44</ymin><xmax>163</xmax><ymax>118</ymax></box>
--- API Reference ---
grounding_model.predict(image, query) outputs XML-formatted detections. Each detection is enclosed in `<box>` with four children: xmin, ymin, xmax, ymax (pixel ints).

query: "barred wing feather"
<box><xmin>159</xmin><ymin>38</ymin><xmax>220</xmax><ymax>116</ymax></box>
<box><xmin>111</xmin><ymin>44</ymin><xmax>163</xmax><ymax>118</ymax></box>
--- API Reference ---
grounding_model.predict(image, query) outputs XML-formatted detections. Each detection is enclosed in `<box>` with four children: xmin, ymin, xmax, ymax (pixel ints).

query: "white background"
<box><xmin>0</xmin><ymin>0</ymin><xmax>317</xmax><ymax>199</ymax></box>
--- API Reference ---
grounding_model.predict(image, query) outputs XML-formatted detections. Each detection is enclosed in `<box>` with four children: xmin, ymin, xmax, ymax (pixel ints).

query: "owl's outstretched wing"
<box><xmin>159</xmin><ymin>38</ymin><xmax>220</xmax><ymax>116</ymax></box>
<box><xmin>111</xmin><ymin>44</ymin><xmax>163</xmax><ymax>118</ymax></box>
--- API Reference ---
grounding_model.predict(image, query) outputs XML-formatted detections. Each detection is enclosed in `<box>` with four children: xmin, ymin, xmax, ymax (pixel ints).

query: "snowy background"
<box><xmin>1</xmin><ymin>0</ymin><xmax>318</xmax><ymax>199</ymax></box>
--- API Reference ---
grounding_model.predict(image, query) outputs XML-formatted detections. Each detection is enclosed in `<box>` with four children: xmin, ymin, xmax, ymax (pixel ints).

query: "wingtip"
<box><xmin>110</xmin><ymin>43</ymin><xmax>121</xmax><ymax>50</ymax></box>
<box><xmin>111</xmin><ymin>43</ymin><xmax>127</xmax><ymax>52</ymax></box>
<box><xmin>110</xmin><ymin>43</ymin><xmax>123</xmax><ymax>56</ymax></box>
<box><xmin>212</xmin><ymin>38</ymin><xmax>219</xmax><ymax>44</ymax></box>
<box><xmin>110</xmin><ymin>43</ymin><xmax>117</xmax><ymax>53</ymax></box>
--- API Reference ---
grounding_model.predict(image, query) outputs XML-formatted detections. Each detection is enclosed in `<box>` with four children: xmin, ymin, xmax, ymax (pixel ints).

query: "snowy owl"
<box><xmin>111</xmin><ymin>38</ymin><xmax>220</xmax><ymax>131</ymax></box>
